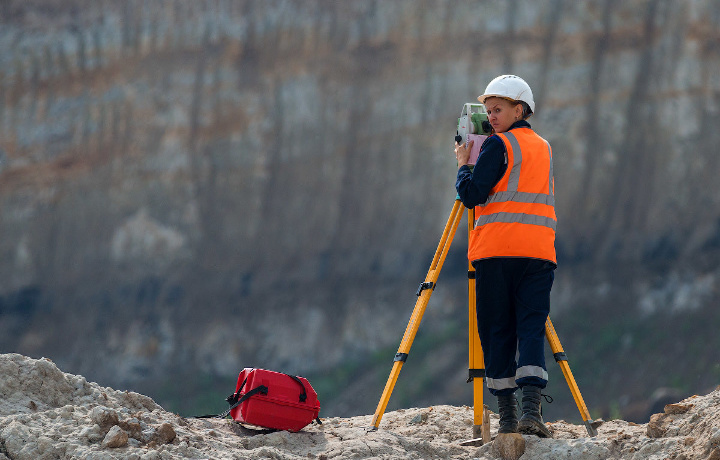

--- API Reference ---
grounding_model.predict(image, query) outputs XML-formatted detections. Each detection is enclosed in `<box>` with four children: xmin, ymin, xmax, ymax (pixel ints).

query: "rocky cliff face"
<box><xmin>1</xmin><ymin>0</ymin><xmax>719</xmax><ymax>420</ymax></box>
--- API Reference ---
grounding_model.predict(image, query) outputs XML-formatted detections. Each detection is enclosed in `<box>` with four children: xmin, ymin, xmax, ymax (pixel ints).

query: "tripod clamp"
<box><xmin>415</xmin><ymin>281</ymin><xmax>435</xmax><ymax>296</ymax></box>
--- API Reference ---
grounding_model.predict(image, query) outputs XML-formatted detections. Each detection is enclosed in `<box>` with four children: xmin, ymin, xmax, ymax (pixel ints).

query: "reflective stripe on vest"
<box><xmin>468</xmin><ymin>128</ymin><xmax>557</xmax><ymax>263</ymax></box>
<box><xmin>475</xmin><ymin>212</ymin><xmax>557</xmax><ymax>231</ymax></box>
<box><xmin>485</xmin><ymin>191</ymin><xmax>555</xmax><ymax>206</ymax></box>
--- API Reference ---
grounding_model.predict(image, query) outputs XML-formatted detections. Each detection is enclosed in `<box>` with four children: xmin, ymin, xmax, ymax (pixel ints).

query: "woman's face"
<box><xmin>484</xmin><ymin>97</ymin><xmax>522</xmax><ymax>133</ymax></box>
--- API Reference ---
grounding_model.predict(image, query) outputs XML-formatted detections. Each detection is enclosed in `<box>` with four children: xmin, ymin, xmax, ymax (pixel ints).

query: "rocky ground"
<box><xmin>1</xmin><ymin>353</ymin><xmax>719</xmax><ymax>459</ymax></box>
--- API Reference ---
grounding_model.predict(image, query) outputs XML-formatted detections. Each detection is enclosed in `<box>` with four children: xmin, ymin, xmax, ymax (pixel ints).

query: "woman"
<box><xmin>454</xmin><ymin>75</ymin><xmax>556</xmax><ymax>438</ymax></box>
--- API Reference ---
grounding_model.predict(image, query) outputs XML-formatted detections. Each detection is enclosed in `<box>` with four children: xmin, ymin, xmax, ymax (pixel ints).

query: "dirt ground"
<box><xmin>1</xmin><ymin>354</ymin><xmax>719</xmax><ymax>459</ymax></box>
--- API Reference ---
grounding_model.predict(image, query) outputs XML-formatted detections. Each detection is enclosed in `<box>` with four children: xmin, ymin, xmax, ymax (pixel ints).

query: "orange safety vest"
<box><xmin>467</xmin><ymin>127</ymin><xmax>557</xmax><ymax>264</ymax></box>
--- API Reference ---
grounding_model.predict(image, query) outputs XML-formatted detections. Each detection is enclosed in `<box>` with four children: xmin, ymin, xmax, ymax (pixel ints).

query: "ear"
<box><xmin>515</xmin><ymin>103</ymin><xmax>523</xmax><ymax>119</ymax></box>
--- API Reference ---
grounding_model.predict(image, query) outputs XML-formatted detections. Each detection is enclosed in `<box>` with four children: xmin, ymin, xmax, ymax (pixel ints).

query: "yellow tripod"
<box><xmin>369</xmin><ymin>198</ymin><xmax>598</xmax><ymax>442</ymax></box>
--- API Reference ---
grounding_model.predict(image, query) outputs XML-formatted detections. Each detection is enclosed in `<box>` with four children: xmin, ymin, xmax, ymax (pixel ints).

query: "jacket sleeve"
<box><xmin>455</xmin><ymin>136</ymin><xmax>507</xmax><ymax>208</ymax></box>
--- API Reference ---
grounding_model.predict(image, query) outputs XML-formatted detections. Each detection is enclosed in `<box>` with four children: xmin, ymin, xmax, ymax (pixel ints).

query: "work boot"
<box><xmin>517</xmin><ymin>385</ymin><xmax>552</xmax><ymax>438</ymax></box>
<box><xmin>497</xmin><ymin>393</ymin><xmax>518</xmax><ymax>433</ymax></box>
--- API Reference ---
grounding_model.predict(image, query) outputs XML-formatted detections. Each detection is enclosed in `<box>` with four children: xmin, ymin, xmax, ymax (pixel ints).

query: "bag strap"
<box><xmin>283</xmin><ymin>374</ymin><xmax>322</xmax><ymax>425</ymax></box>
<box><xmin>229</xmin><ymin>372</ymin><xmax>308</xmax><ymax>404</ymax></box>
<box><xmin>216</xmin><ymin>384</ymin><xmax>268</xmax><ymax>419</ymax></box>
<box><xmin>194</xmin><ymin>378</ymin><xmax>267</xmax><ymax>420</ymax></box>
<box><xmin>284</xmin><ymin>373</ymin><xmax>308</xmax><ymax>403</ymax></box>
<box><xmin>225</xmin><ymin>375</ymin><xmax>249</xmax><ymax>405</ymax></box>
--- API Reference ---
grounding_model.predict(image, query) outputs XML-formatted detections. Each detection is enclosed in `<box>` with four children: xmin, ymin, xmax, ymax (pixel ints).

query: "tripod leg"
<box><xmin>370</xmin><ymin>200</ymin><xmax>465</xmax><ymax>429</ymax></box>
<box><xmin>545</xmin><ymin>317</ymin><xmax>598</xmax><ymax>437</ymax></box>
<box><xmin>466</xmin><ymin>207</ymin><xmax>486</xmax><ymax>440</ymax></box>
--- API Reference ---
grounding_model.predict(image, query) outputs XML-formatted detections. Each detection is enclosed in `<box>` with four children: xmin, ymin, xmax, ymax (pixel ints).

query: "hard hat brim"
<box><xmin>477</xmin><ymin>94</ymin><xmax>515</xmax><ymax>104</ymax></box>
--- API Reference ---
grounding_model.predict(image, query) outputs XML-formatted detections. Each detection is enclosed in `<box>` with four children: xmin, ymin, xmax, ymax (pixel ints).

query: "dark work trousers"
<box><xmin>472</xmin><ymin>257</ymin><xmax>555</xmax><ymax>396</ymax></box>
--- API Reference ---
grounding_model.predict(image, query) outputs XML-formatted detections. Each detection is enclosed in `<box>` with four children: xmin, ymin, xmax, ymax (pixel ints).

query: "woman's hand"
<box><xmin>455</xmin><ymin>140</ymin><xmax>474</xmax><ymax>168</ymax></box>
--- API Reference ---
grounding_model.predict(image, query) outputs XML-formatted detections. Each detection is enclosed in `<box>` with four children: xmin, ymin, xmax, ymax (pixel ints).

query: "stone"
<box><xmin>154</xmin><ymin>422</ymin><xmax>176</xmax><ymax>444</ymax></box>
<box><xmin>646</xmin><ymin>413</ymin><xmax>670</xmax><ymax>438</ymax></box>
<box><xmin>80</xmin><ymin>424</ymin><xmax>105</xmax><ymax>443</ymax></box>
<box><xmin>119</xmin><ymin>417</ymin><xmax>143</xmax><ymax>439</ymax></box>
<box><xmin>141</xmin><ymin>428</ymin><xmax>155</xmax><ymax>443</ymax></box>
<box><xmin>101</xmin><ymin>425</ymin><xmax>129</xmax><ymax>448</ymax></box>
<box><xmin>664</xmin><ymin>403</ymin><xmax>693</xmax><ymax>414</ymax></box>
<box><xmin>492</xmin><ymin>433</ymin><xmax>526</xmax><ymax>460</ymax></box>
<box><xmin>91</xmin><ymin>406</ymin><xmax>119</xmax><ymax>429</ymax></box>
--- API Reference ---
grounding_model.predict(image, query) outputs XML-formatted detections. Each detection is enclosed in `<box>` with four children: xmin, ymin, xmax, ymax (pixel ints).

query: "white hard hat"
<box><xmin>478</xmin><ymin>75</ymin><xmax>535</xmax><ymax>114</ymax></box>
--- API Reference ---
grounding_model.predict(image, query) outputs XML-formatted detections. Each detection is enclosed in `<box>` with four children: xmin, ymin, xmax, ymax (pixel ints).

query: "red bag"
<box><xmin>225</xmin><ymin>368</ymin><xmax>321</xmax><ymax>432</ymax></box>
